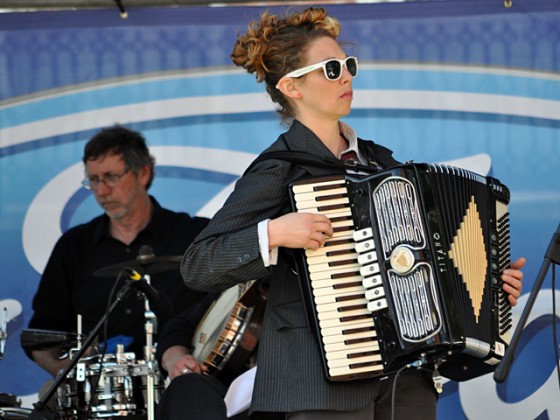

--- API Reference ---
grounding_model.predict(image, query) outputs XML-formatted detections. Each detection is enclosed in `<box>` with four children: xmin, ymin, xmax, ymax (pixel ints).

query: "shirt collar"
<box><xmin>337</xmin><ymin>121</ymin><xmax>365</xmax><ymax>164</ymax></box>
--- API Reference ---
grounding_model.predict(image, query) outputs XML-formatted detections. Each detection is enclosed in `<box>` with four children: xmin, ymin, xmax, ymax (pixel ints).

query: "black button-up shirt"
<box><xmin>28</xmin><ymin>197</ymin><xmax>209</xmax><ymax>359</ymax></box>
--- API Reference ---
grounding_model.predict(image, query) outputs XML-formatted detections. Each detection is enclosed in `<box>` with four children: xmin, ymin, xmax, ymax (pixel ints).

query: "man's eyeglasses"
<box><xmin>279</xmin><ymin>56</ymin><xmax>358</xmax><ymax>85</ymax></box>
<box><xmin>82</xmin><ymin>168</ymin><xmax>130</xmax><ymax>190</ymax></box>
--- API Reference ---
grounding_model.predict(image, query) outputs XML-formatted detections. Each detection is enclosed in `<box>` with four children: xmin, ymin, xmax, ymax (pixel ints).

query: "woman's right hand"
<box><xmin>268</xmin><ymin>212</ymin><xmax>333</xmax><ymax>250</ymax></box>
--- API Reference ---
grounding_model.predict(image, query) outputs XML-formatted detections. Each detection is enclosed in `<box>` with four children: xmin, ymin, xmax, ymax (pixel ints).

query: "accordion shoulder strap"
<box><xmin>243</xmin><ymin>150</ymin><xmax>377</xmax><ymax>176</ymax></box>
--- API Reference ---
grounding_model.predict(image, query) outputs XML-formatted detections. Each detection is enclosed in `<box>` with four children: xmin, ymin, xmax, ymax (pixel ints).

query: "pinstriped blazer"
<box><xmin>181</xmin><ymin>120</ymin><xmax>401</xmax><ymax>414</ymax></box>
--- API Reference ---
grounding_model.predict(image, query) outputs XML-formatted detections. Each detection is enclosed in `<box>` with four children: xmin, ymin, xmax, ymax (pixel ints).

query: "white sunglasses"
<box><xmin>276</xmin><ymin>56</ymin><xmax>358</xmax><ymax>89</ymax></box>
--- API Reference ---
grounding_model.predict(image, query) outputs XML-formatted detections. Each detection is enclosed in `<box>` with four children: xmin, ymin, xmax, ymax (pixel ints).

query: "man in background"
<box><xmin>26</xmin><ymin>125</ymin><xmax>208</xmax><ymax>376</ymax></box>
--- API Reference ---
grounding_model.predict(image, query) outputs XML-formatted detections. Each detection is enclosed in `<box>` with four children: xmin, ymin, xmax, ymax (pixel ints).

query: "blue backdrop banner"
<box><xmin>1</xmin><ymin>1</ymin><xmax>559</xmax><ymax>418</ymax></box>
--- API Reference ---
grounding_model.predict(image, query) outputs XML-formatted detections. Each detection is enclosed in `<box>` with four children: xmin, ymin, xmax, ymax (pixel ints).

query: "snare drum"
<box><xmin>56</xmin><ymin>353</ymin><xmax>162</xmax><ymax>419</ymax></box>
<box><xmin>0</xmin><ymin>393</ymin><xmax>30</xmax><ymax>419</ymax></box>
<box><xmin>0</xmin><ymin>407</ymin><xmax>31</xmax><ymax>420</ymax></box>
<box><xmin>191</xmin><ymin>280</ymin><xmax>267</xmax><ymax>384</ymax></box>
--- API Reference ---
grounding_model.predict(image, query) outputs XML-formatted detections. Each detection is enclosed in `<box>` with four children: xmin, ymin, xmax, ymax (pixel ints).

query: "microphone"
<box><xmin>124</xmin><ymin>267</ymin><xmax>174</xmax><ymax>320</ymax></box>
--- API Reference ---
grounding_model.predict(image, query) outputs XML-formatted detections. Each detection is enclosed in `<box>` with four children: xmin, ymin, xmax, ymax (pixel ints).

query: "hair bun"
<box><xmin>231</xmin><ymin>8</ymin><xmax>340</xmax><ymax>83</ymax></box>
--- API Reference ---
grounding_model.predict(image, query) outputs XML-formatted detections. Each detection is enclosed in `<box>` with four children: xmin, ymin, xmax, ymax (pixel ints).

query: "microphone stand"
<box><xmin>142</xmin><ymin>273</ymin><xmax>157</xmax><ymax>420</ymax></box>
<box><xmin>28</xmin><ymin>284</ymin><xmax>133</xmax><ymax>419</ymax></box>
<box><xmin>494</xmin><ymin>223</ymin><xmax>560</xmax><ymax>383</ymax></box>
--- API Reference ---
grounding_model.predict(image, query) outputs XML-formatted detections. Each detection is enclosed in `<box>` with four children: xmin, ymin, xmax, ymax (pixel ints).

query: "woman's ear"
<box><xmin>276</xmin><ymin>78</ymin><xmax>302</xmax><ymax>100</ymax></box>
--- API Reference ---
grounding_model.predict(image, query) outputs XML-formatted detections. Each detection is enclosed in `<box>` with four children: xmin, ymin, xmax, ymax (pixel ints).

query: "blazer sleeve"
<box><xmin>180</xmin><ymin>158</ymin><xmax>293</xmax><ymax>293</ymax></box>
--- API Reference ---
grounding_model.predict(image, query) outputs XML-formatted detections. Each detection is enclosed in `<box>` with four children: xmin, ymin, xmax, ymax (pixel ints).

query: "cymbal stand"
<box><xmin>142</xmin><ymin>274</ymin><xmax>157</xmax><ymax>420</ymax></box>
<box><xmin>494</xmin><ymin>223</ymin><xmax>560</xmax><ymax>383</ymax></box>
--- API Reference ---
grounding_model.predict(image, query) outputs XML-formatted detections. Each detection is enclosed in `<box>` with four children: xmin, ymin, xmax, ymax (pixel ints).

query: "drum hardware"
<box><xmin>2</xmin><ymin>312</ymin><xmax>34</xmax><ymax>418</ymax></box>
<box><xmin>20</xmin><ymin>330</ymin><xmax>82</xmax><ymax>353</ymax></box>
<box><xmin>56</xmin><ymin>349</ymin><xmax>162</xmax><ymax>419</ymax></box>
<box><xmin>0</xmin><ymin>407</ymin><xmax>32</xmax><ymax>420</ymax></box>
<box><xmin>0</xmin><ymin>393</ymin><xmax>32</xmax><ymax>419</ymax></box>
<box><xmin>27</xmin><ymin>271</ymin><xmax>162</xmax><ymax>420</ymax></box>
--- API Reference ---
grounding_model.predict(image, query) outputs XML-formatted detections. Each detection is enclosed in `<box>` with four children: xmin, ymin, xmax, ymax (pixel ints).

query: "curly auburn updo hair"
<box><xmin>231</xmin><ymin>7</ymin><xmax>341</xmax><ymax>121</ymax></box>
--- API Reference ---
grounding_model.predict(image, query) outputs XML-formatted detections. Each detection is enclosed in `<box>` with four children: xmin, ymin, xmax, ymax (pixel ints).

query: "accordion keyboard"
<box><xmin>292</xmin><ymin>176</ymin><xmax>385</xmax><ymax>379</ymax></box>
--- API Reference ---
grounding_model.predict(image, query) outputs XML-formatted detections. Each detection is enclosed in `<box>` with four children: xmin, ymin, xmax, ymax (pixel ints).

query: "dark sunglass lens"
<box><xmin>324</xmin><ymin>60</ymin><xmax>342</xmax><ymax>80</ymax></box>
<box><xmin>347</xmin><ymin>58</ymin><xmax>358</xmax><ymax>76</ymax></box>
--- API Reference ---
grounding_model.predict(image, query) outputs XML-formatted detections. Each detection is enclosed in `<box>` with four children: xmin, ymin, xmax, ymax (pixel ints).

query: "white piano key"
<box><xmin>308</xmin><ymin>259</ymin><xmax>359</xmax><ymax>274</ymax></box>
<box><xmin>312</xmin><ymin>284</ymin><xmax>365</xmax><ymax>298</ymax></box>
<box><xmin>324</xmin><ymin>338</ymin><xmax>379</xmax><ymax>353</ymax></box>
<box><xmin>328</xmin><ymin>363</ymin><xmax>385</xmax><ymax>378</ymax></box>
<box><xmin>310</xmin><ymin>264</ymin><xmax>362</xmax><ymax>281</ymax></box>
<box><xmin>320</xmin><ymin>319</ymin><xmax>376</xmax><ymax>338</ymax></box>
<box><xmin>294</xmin><ymin>207</ymin><xmax>352</xmax><ymax>219</ymax></box>
<box><xmin>314</xmin><ymin>289</ymin><xmax>366</xmax><ymax>305</ymax></box>
<box><xmin>315</xmin><ymin>297</ymin><xmax>368</xmax><ymax>314</ymax></box>
<box><xmin>318</xmin><ymin>313</ymin><xmax>373</xmax><ymax>329</ymax></box>
<box><xmin>305</xmin><ymin>241</ymin><xmax>355</xmax><ymax>257</ymax></box>
<box><xmin>321</xmin><ymin>326</ymin><xmax>379</xmax><ymax>346</ymax></box>
<box><xmin>292</xmin><ymin>177</ymin><xmax>345</xmax><ymax>194</ymax></box>
<box><xmin>311</xmin><ymin>275</ymin><xmax>364</xmax><ymax>291</ymax></box>
<box><xmin>331</xmin><ymin>218</ymin><xmax>354</xmax><ymax>228</ymax></box>
<box><xmin>306</xmin><ymin>251</ymin><xmax>357</xmax><ymax>265</ymax></box>
<box><xmin>317</xmin><ymin>306</ymin><xmax>371</xmax><ymax>321</ymax></box>
<box><xmin>295</xmin><ymin>196</ymin><xmax>350</xmax><ymax>211</ymax></box>
<box><xmin>326</xmin><ymin>352</ymin><xmax>382</xmax><ymax>367</ymax></box>
<box><xmin>293</xmin><ymin>187</ymin><xmax>349</xmax><ymax>203</ymax></box>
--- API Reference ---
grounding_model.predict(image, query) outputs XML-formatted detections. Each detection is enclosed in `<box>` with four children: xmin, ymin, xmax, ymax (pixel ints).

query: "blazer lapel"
<box><xmin>281</xmin><ymin>120</ymin><xmax>343</xmax><ymax>177</ymax></box>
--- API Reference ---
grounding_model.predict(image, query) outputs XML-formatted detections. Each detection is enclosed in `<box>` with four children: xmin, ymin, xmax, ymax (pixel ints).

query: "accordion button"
<box><xmin>389</xmin><ymin>246</ymin><xmax>415</xmax><ymax>274</ymax></box>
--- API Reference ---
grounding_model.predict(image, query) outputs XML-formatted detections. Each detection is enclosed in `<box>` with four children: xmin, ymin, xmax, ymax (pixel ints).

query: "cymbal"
<box><xmin>20</xmin><ymin>329</ymin><xmax>81</xmax><ymax>351</ymax></box>
<box><xmin>93</xmin><ymin>255</ymin><xmax>183</xmax><ymax>278</ymax></box>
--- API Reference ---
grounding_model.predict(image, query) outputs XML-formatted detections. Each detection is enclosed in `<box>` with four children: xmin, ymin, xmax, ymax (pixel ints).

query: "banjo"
<box><xmin>190</xmin><ymin>280</ymin><xmax>267</xmax><ymax>384</ymax></box>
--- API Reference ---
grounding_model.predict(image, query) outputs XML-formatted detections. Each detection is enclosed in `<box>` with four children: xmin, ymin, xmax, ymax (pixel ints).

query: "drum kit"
<box><xmin>2</xmin><ymin>253</ymin><xmax>266</xmax><ymax>420</ymax></box>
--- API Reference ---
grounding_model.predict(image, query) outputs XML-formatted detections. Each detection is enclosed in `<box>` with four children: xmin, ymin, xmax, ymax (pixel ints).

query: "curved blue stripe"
<box><xmin>1</xmin><ymin>109</ymin><xmax>558</xmax><ymax>159</ymax></box>
<box><xmin>354</xmin><ymin>69</ymin><xmax>560</xmax><ymax>100</ymax></box>
<box><xmin>0</xmin><ymin>73</ymin><xmax>260</xmax><ymax>128</ymax></box>
<box><xmin>2</xmin><ymin>69</ymin><xmax>558</xmax><ymax>128</ymax></box>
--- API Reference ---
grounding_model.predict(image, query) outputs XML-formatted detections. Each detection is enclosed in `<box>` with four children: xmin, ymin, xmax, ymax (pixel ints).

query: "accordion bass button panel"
<box><xmin>353</xmin><ymin>227</ymin><xmax>388</xmax><ymax>312</ymax></box>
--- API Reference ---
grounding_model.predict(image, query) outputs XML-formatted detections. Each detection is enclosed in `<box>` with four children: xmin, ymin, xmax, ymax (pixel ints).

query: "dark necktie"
<box><xmin>340</xmin><ymin>150</ymin><xmax>358</xmax><ymax>162</ymax></box>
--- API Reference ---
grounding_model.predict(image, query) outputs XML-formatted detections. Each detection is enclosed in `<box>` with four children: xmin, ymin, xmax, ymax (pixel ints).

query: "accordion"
<box><xmin>289</xmin><ymin>163</ymin><xmax>512</xmax><ymax>382</ymax></box>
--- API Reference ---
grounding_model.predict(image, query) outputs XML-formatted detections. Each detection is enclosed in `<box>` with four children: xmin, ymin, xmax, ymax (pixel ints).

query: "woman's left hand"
<box><xmin>501</xmin><ymin>257</ymin><xmax>526</xmax><ymax>306</ymax></box>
